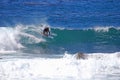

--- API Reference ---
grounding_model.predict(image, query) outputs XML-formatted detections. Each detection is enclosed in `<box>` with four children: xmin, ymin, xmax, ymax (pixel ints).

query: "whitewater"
<box><xmin>0</xmin><ymin>25</ymin><xmax>120</xmax><ymax>80</ymax></box>
<box><xmin>0</xmin><ymin>52</ymin><xmax>120</xmax><ymax>80</ymax></box>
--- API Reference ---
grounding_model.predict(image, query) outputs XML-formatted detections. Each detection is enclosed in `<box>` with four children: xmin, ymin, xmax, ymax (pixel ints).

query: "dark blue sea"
<box><xmin>0</xmin><ymin>0</ymin><xmax>120</xmax><ymax>80</ymax></box>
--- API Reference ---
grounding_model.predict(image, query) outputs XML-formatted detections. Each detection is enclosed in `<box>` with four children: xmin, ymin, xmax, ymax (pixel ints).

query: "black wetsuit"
<box><xmin>43</xmin><ymin>27</ymin><xmax>50</xmax><ymax>36</ymax></box>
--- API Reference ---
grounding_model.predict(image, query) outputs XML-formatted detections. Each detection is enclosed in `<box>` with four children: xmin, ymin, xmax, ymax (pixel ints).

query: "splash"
<box><xmin>0</xmin><ymin>24</ymin><xmax>47</xmax><ymax>53</ymax></box>
<box><xmin>0</xmin><ymin>27</ymin><xmax>23</xmax><ymax>52</ymax></box>
<box><xmin>0</xmin><ymin>52</ymin><xmax>120</xmax><ymax>80</ymax></box>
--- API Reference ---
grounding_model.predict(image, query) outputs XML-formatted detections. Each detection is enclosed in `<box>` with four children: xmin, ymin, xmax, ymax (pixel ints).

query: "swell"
<box><xmin>0</xmin><ymin>25</ymin><xmax>120</xmax><ymax>53</ymax></box>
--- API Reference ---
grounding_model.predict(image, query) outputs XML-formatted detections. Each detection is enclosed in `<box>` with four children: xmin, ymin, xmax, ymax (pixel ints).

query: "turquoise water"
<box><xmin>50</xmin><ymin>27</ymin><xmax>120</xmax><ymax>53</ymax></box>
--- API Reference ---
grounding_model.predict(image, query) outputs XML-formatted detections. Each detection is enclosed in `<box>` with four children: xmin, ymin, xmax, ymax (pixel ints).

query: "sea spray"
<box><xmin>0</xmin><ymin>52</ymin><xmax>120</xmax><ymax>80</ymax></box>
<box><xmin>0</xmin><ymin>24</ymin><xmax>46</xmax><ymax>53</ymax></box>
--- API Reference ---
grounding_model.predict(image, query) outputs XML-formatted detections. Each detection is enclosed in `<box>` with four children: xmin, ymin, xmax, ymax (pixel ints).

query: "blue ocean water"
<box><xmin>0</xmin><ymin>0</ymin><xmax>120</xmax><ymax>80</ymax></box>
<box><xmin>0</xmin><ymin>0</ymin><xmax>120</xmax><ymax>27</ymax></box>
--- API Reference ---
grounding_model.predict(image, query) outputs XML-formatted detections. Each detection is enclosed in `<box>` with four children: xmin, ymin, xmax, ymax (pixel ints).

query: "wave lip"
<box><xmin>92</xmin><ymin>26</ymin><xmax>120</xmax><ymax>32</ymax></box>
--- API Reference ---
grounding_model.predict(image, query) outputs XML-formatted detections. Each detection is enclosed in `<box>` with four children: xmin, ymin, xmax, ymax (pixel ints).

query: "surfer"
<box><xmin>43</xmin><ymin>27</ymin><xmax>50</xmax><ymax>36</ymax></box>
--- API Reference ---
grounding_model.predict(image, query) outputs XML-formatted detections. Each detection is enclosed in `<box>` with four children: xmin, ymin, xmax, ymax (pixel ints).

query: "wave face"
<box><xmin>0</xmin><ymin>25</ymin><xmax>120</xmax><ymax>54</ymax></box>
<box><xmin>50</xmin><ymin>27</ymin><xmax>120</xmax><ymax>53</ymax></box>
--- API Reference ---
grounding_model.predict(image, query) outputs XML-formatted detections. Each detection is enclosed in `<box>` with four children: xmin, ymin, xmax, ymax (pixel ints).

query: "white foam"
<box><xmin>0</xmin><ymin>52</ymin><xmax>120</xmax><ymax>80</ymax></box>
<box><xmin>0</xmin><ymin>50</ymin><xmax>16</xmax><ymax>54</ymax></box>
<box><xmin>19</xmin><ymin>32</ymin><xmax>45</xmax><ymax>43</ymax></box>
<box><xmin>0</xmin><ymin>24</ymin><xmax>48</xmax><ymax>52</ymax></box>
<box><xmin>93</xmin><ymin>26</ymin><xmax>110</xmax><ymax>32</ymax></box>
<box><xmin>0</xmin><ymin>27</ymin><xmax>24</xmax><ymax>51</ymax></box>
<box><xmin>93</xmin><ymin>26</ymin><xmax>120</xmax><ymax>32</ymax></box>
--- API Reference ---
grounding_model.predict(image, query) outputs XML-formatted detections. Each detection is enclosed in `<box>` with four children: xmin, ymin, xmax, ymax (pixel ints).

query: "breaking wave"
<box><xmin>0</xmin><ymin>25</ymin><xmax>120</xmax><ymax>53</ymax></box>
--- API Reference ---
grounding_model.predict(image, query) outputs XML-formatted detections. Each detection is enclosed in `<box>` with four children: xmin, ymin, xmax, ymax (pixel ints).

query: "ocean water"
<box><xmin>0</xmin><ymin>0</ymin><xmax>120</xmax><ymax>80</ymax></box>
